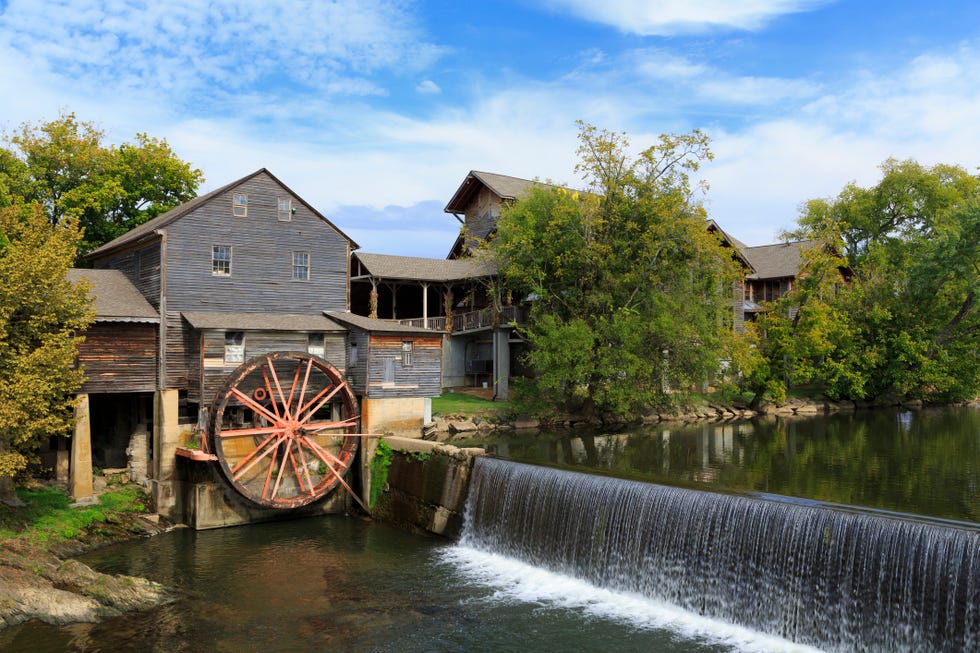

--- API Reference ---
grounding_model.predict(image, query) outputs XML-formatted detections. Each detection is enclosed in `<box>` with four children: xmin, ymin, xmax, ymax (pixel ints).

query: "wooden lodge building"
<box><xmin>67</xmin><ymin>169</ymin><xmax>443</xmax><ymax>519</ymax></box>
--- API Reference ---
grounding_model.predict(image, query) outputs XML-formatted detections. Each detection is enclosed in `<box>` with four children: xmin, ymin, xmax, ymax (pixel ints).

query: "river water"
<box><xmin>2</xmin><ymin>406</ymin><xmax>977</xmax><ymax>652</ymax></box>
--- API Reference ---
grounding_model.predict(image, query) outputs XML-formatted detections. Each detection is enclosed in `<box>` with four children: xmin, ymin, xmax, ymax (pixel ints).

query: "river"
<box><xmin>1</xmin><ymin>405</ymin><xmax>977</xmax><ymax>652</ymax></box>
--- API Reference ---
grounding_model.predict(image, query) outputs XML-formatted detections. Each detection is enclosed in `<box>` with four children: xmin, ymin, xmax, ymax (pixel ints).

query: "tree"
<box><xmin>0</xmin><ymin>112</ymin><xmax>203</xmax><ymax>254</ymax></box>
<box><xmin>753</xmin><ymin>159</ymin><xmax>980</xmax><ymax>403</ymax></box>
<box><xmin>491</xmin><ymin>122</ymin><xmax>738</xmax><ymax>419</ymax></box>
<box><xmin>0</xmin><ymin>201</ymin><xmax>93</xmax><ymax>504</ymax></box>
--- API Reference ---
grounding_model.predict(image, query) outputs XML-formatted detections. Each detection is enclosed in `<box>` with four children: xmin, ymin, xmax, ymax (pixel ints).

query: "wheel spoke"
<box><xmin>300</xmin><ymin>436</ymin><xmax>371</xmax><ymax>513</ymax></box>
<box><xmin>219</xmin><ymin>425</ymin><xmax>285</xmax><ymax>439</ymax></box>
<box><xmin>230</xmin><ymin>387</ymin><xmax>282</xmax><ymax>426</ymax></box>
<box><xmin>265</xmin><ymin>356</ymin><xmax>291</xmax><ymax>421</ymax></box>
<box><xmin>302</xmin><ymin>416</ymin><xmax>359</xmax><ymax>433</ymax></box>
<box><xmin>292</xmin><ymin>440</ymin><xmax>315</xmax><ymax>494</ymax></box>
<box><xmin>270</xmin><ymin>442</ymin><xmax>290</xmax><ymax>500</ymax></box>
<box><xmin>231</xmin><ymin>433</ymin><xmax>282</xmax><ymax>479</ymax></box>
<box><xmin>297</xmin><ymin>381</ymin><xmax>349</xmax><ymax>425</ymax></box>
<box><xmin>260</xmin><ymin>363</ymin><xmax>283</xmax><ymax>421</ymax></box>
<box><xmin>262</xmin><ymin>446</ymin><xmax>279</xmax><ymax>499</ymax></box>
<box><xmin>283</xmin><ymin>359</ymin><xmax>304</xmax><ymax>421</ymax></box>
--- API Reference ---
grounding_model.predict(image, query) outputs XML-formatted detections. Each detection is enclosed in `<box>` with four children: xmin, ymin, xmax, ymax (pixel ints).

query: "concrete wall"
<box><xmin>361</xmin><ymin>396</ymin><xmax>426</xmax><ymax>437</ymax></box>
<box><xmin>371</xmin><ymin>436</ymin><xmax>484</xmax><ymax>539</ymax></box>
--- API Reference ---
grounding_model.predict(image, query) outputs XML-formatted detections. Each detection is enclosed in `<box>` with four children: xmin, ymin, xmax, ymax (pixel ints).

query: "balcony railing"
<box><xmin>395</xmin><ymin>305</ymin><xmax>527</xmax><ymax>334</ymax></box>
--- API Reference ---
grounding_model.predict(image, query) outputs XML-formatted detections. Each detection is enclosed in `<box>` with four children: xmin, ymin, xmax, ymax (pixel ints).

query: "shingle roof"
<box><xmin>66</xmin><ymin>268</ymin><xmax>159</xmax><ymax>323</ymax></box>
<box><xmin>743</xmin><ymin>241</ymin><xmax>815</xmax><ymax>280</ymax></box>
<box><xmin>324</xmin><ymin>311</ymin><xmax>439</xmax><ymax>335</ymax></box>
<box><xmin>86</xmin><ymin>168</ymin><xmax>358</xmax><ymax>259</ymax></box>
<box><xmin>443</xmin><ymin>171</ymin><xmax>547</xmax><ymax>215</ymax></box>
<box><xmin>182</xmin><ymin>311</ymin><xmax>345</xmax><ymax>332</ymax></box>
<box><xmin>352</xmin><ymin>252</ymin><xmax>496</xmax><ymax>282</ymax></box>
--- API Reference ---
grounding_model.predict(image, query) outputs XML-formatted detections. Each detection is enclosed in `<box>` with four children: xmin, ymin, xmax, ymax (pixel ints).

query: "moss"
<box><xmin>368</xmin><ymin>438</ymin><xmax>394</xmax><ymax>509</ymax></box>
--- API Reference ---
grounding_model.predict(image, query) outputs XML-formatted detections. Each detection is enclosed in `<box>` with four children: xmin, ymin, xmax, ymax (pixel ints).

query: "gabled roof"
<box><xmin>352</xmin><ymin>252</ymin><xmax>496</xmax><ymax>282</ymax></box>
<box><xmin>743</xmin><ymin>241</ymin><xmax>816</xmax><ymax>280</ymax></box>
<box><xmin>706</xmin><ymin>220</ymin><xmax>754</xmax><ymax>273</ymax></box>
<box><xmin>66</xmin><ymin>268</ymin><xmax>159</xmax><ymax>323</ymax></box>
<box><xmin>443</xmin><ymin>171</ymin><xmax>548</xmax><ymax>215</ymax></box>
<box><xmin>182</xmin><ymin>311</ymin><xmax>345</xmax><ymax>332</ymax></box>
<box><xmin>324</xmin><ymin>311</ymin><xmax>439</xmax><ymax>335</ymax></box>
<box><xmin>86</xmin><ymin>168</ymin><xmax>358</xmax><ymax>259</ymax></box>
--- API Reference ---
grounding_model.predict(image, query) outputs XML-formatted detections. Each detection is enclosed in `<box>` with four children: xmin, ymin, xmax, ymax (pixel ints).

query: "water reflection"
<box><xmin>483</xmin><ymin>406</ymin><xmax>980</xmax><ymax>523</ymax></box>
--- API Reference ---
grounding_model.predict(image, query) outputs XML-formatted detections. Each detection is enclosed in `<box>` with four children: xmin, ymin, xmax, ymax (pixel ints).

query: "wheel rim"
<box><xmin>208</xmin><ymin>351</ymin><xmax>360</xmax><ymax>509</ymax></box>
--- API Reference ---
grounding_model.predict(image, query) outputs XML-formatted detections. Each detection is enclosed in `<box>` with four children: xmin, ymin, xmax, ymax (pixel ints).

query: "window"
<box><xmin>401</xmin><ymin>340</ymin><xmax>414</xmax><ymax>367</ymax></box>
<box><xmin>308</xmin><ymin>333</ymin><xmax>325</xmax><ymax>358</ymax></box>
<box><xmin>292</xmin><ymin>251</ymin><xmax>310</xmax><ymax>280</ymax></box>
<box><xmin>278</xmin><ymin>196</ymin><xmax>292</xmax><ymax>221</ymax></box>
<box><xmin>233</xmin><ymin>193</ymin><xmax>247</xmax><ymax>217</ymax></box>
<box><xmin>349</xmin><ymin>343</ymin><xmax>358</xmax><ymax>365</ymax></box>
<box><xmin>225</xmin><ymin>332</ymin><xmax>244</xmax><ymax>364</ymax></box>
<box><xmin>212</xmin><ymin>245</ymin><xmax>232</xmax><ymax>276</ymax></box>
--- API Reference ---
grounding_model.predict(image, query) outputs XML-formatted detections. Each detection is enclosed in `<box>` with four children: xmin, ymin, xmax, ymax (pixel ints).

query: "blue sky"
<box><xmin>2</xmin><ymin>1</ymin><xmax>979</xmax><ymax>256</ymax></box>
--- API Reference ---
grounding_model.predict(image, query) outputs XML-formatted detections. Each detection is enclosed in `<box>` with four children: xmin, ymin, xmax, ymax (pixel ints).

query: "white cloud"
<box><xmin>416</xmin><ymin>79</ymin><xmax>442</xmax><ymax>94</ymax></box>
<box><xmin>541</xmin><ymin>0</ymin><xmax>833</xmax><ymax>35</ymax></box>
<box><xmin>0</xmin><ymin>0</ymin><xmax>443</xmax><ymax>107</ymax></box>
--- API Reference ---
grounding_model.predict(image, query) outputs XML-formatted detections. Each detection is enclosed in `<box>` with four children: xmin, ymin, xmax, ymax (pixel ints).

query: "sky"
<box><xmin>1</xmin><ymin>0</ymin><xmax>979</xmax><ymax>256</ymax></box>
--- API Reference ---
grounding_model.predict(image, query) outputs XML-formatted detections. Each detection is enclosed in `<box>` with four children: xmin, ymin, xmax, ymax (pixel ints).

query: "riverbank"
<box><xmin>425</xmin><ymin>393</ymin><xmax>978</xmax><ymax>440</ymax></box>
<box><xmin>0</xmin><ymin>483</ymin><xmax>176</xmax><ymax>629</ymax></box>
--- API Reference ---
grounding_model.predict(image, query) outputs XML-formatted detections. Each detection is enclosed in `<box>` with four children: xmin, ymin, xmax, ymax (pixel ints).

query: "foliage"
<box><xmin>0</xmin><ymin>485</ymin><xmax>146</xmax><ymax>542</ymax></box>
<box><xmin>0</xmin><ymin>111</ymin><xmax>203</xmax><ymax>254</ymax></box>
<box><xmin>750</xmin><ymin>159</ymin><xmax>980</xmax><ymax>403</ymax></box>
<box><xmin>368</xmin><ymin>438</ymin><xmax>393</xmax><ymax>509</ymax></box>
<box><xmin>492</xmin><ymin>122</ymin><xmax>738</xmax><ymax>419</ymax></box>
<box><xmin>0</xmin><ymin>201</ymin><xmax>93</xmax><ymax>494</ymax></box>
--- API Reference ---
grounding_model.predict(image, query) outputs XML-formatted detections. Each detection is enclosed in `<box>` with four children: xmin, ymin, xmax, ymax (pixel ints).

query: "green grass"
<box><xmin>0</xmin><ymin>485</ymin><xmax>147</xmax><ymax>543</ymax></box>
<box><xmin>431</xmin><ymin>392</ymin><xmax>510</xmax><ymax>417</ymax></box>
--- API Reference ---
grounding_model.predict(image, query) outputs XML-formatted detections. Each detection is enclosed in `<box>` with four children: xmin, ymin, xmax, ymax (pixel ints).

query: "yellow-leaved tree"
<box><xmin>0</xmin><ymin>201</ymin><xmax>93</xmax><ymax>504</ymax></box>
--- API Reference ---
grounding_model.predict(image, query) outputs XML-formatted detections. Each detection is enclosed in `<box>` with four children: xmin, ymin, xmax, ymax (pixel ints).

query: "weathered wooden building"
<box><xmin>68</xmin><ymin>169</ymin><xmax>442</xmax><ymax>526</ymax></box>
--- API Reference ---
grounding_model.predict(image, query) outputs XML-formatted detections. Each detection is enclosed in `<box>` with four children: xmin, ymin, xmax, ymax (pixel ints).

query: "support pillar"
<box><xmin>70</xmin><ymin>393</ymin><xmax>94</xmax><ymax>502</ymax></box>
<box><xmin>493</xmin><ymin>329</ymin><xmax>510</xmax><ymax>401</ymax></box>
<box><xmin>422</xmin><ymin>282</ymin><xmax>429</xmax><ymax>328</ymax></box>
<box><xmin>152</xmin><ymin>389</ymin><xmax>181</xmax><ymax>518</ymax></box>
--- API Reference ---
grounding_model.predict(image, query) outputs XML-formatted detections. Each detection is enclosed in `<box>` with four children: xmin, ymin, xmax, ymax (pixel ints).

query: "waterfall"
<box><xmin>460</xmin><ymin>457</ymin><xmax>980</xmax><ymax>653</ymax></box>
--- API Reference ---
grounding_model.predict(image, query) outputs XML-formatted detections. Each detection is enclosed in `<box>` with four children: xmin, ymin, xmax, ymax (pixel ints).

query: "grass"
<box><xmin>0</xmin><ymin>485</ymin><xmax>147</xmax><ymax>544</ymax></box>
<box><xmin>431</xmin><ymin>392</ymin><xmax>510</xmax><ymax>418</ymax></box>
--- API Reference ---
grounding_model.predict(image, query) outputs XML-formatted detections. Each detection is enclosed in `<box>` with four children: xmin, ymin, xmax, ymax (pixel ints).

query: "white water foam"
<box><xmin>439</xmin><ymin>544</ymin><xmax>828</xmax><ymax>653</ymax></box>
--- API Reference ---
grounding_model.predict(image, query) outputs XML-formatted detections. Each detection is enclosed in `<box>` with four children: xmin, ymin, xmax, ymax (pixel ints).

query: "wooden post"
<box><xmin>422</xmin><ymin>282</ymin><xmax>429</xmax><ymax>328</ymax></box>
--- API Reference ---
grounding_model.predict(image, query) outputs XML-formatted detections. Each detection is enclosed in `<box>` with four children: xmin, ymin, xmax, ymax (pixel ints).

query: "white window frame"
<box><xmin>308</xmin><ymin>333</ymin><xmax>325</xmax><ymax>358</ymax></box>
<box><xmin>233</xmin><ymin>193</ymin><xmax>248</xmax><ymax>217</ymax></box>
<box><xmin>278</xmin><ymin>196</ymin><xmax>292</xmax><ymax>222</ymax></box>
<box><xmin>212</xmin><ymin>245</ymin><xmax>232</xmax><ymax>276</ymax></box>
<box><xmin>401</xmin><ymin>340</ymin><xmax>414</xmax><ymax>367</ymax></box>
<box><xmin>292</xmin><ymin>251</ymin><xmax>310</xmax><ymax>281</ymax></box>
<box><xmin>224</xmin><ymin>331</ymin><xmax>245</xmax><ymax>364</ymax></box>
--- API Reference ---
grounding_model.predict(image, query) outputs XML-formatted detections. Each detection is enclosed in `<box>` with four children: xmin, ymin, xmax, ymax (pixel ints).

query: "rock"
<box><xmin>794</xmin><ymin>403</ymin><xmax>821</xmax><ymax>415</ymax></box>
<box><xmin>447</xmin><ymin>420</ymin><xmax>478</xmax><ymax>434</ymax></box>
<box><xmin>513</xmin><ymin>417</ymin><xmax>540</xmax><ymax>430</ymax></box>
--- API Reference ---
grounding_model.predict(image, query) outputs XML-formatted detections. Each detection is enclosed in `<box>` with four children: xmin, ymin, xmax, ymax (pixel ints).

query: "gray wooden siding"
<box><xmin>97</xmin><ymin>242</ymin><xmax>162</xmax><ymax>309</ymax></box>
<box><xmin>78</xmin><ymin>323</ymin><xmax>157</xmax><ymax>394</ymax></box>
<box><xmin>346</xmin><ymin>330</ymin><xmax>371</xmax><ymax>394</ymax></box>
<box><xmin>365</xmin><ymin>335</ymin><xmax>442</xmax><ymax>399</ymax></box>
<box><xmin>164</xmin><ymin>173</ymin><xmax>349</xmax><ymax>315</ymax></box>
<box><xmin>197</xmin><ymin>330</ymin><xmax>347</xmax><ymax>406</ymax></box>
<box><xmin>165</xmin><ymin>312</ymin><xmax>198</xmax><ymax>397</ymax></box>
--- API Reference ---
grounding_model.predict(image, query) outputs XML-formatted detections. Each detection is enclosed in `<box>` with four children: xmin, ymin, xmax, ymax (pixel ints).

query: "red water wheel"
<box><xmin>208</xmin><ymin>351</ymin><xmax>367</xmax><ymax>510</ymax></box>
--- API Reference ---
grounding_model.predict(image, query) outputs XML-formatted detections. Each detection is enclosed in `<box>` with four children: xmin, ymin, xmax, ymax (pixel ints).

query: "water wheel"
<box><xmin>208</xmin><ymin>351</ymin><xmax>367</xmax><ymax>510</ymax></box>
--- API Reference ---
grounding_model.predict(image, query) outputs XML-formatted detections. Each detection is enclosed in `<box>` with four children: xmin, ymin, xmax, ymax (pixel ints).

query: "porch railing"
<box><xmin>395</xmin><ymin>305</ymin><xmax>526</xmax><ymax>334</ymax></box>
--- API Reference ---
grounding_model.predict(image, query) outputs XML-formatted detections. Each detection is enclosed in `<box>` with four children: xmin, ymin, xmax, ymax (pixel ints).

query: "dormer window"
<box><xmin>278</xmin><ymin>197</ymin><xmax>292</xmax><ymax>221</ymax></box>
<box><xmin>233</xmin><ymin>193</ymin><xmax>247</xmax><ymax>217</ymax></box>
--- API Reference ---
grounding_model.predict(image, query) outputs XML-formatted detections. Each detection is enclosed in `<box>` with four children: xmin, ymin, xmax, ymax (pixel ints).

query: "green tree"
<box><xmin>756</xmin><ymin>159</ymin><xmax>980</xmax><ymax>403</ymax></box>
<box><xmin>0</xmin><ymin>112</ymin><xmax>203</xmax><ymax>254</ymax></box>
<box><xmin>492</xmin><ymin>122</ymin><xmax>738</xmax><ymax>419</ymax></box>
<box><xmin>0</xmin><ymin>201</ymin><xmax>93</xmax><ymax>504</ymax></box>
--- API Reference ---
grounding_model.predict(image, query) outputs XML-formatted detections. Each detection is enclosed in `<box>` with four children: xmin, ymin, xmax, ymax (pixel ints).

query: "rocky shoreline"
<box><xmin>0</xmin><ymin>500</ymin><xmax>176</xmax><ymax>630</ymax></box>
<box><xmin>424</xmin><ymin>396</ymin><xmax>972</xmax><ymax>440</ymax></box>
